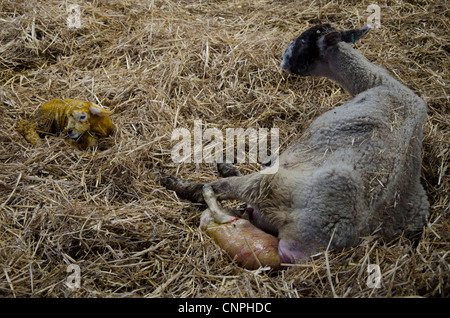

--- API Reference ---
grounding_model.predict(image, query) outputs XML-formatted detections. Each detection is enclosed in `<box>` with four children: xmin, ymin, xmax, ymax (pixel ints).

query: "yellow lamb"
<box><xmin>18</xmin><ymin>99</ymin><xmax>114</xmax><ymax>149</ymax></box>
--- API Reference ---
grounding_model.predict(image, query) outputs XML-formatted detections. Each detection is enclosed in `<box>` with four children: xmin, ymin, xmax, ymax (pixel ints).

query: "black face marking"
<box><xmin>281</xmin><ymin>24</ymin><xmax>336</xmax><ymax>75</ymax></box>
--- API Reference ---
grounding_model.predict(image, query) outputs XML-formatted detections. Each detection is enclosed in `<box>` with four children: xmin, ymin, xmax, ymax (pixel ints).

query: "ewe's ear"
<box><xmin>322</xmin><ymin>31</ymin><xmax>342</xmax><ymax>48</ymax></box>
<box><xmin>89</xmin><ymin>104</ymin><xmax>112</xmax><ymax>117</ymax></box>
<box><xmin>341</xmin><ymin>25</ymin><xmax>371</xmax><ymax>44</ymax></box>
<box><xmin>318</xmin><ymin>31</ymin><xmax>342</xmax><ymax>53</ymax></box>
<box><xmin>321</xmin><ymin>26</ymin><xmax>370</xmax><ymax>49</ymax></box>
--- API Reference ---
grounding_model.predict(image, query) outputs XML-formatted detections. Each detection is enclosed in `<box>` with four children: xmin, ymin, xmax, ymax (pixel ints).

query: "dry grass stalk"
<box><xmin>0</xmin><ymin>0</ymin><xmax>448</xmax><ymax>297</ymax></box>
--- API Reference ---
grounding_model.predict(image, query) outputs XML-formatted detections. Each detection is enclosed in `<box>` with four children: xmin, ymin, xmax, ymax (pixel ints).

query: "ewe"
<box><xmin>160</xmin><ymin>24</ymin><xmax>429</xmax><ymax>266</ymax></box>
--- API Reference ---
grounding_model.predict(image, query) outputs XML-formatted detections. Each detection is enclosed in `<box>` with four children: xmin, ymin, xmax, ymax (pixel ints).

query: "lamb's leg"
<box><xmin>77</xmin><ymin>134</ymin><xmax>99</xmax><ymax>149</ymax></box>
<box><xmin>200</xmin><ymin>185</ymin><xmax>237</xmax><ymax>228</ymax></box>
<box><xmin>18</xmin><ymin>121</ymin><xmax>41</xmax><ymax>146</ymax></box>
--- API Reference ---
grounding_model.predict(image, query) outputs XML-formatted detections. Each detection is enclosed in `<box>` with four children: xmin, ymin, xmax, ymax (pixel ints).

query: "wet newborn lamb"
<box><xmin>160</xmin><ymin>24</ymin><xmax>429</xmax><ymax>267</ymax></box>
<box><xmin>19</xmin><ymin>99</ymin><xmax>114</xmax><ymax>149</ymax></box>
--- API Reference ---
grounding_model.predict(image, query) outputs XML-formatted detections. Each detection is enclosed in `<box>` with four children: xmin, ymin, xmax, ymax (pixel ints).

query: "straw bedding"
<box><xmin>0</xmin><ymin>0</ymin><xmax>448</xmax><ymax>297</ymax></box>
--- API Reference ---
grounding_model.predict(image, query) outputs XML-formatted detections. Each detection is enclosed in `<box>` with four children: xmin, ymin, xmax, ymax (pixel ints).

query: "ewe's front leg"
<box><xmin>159</xmin><ymin>171</ymin><xmax>251</xmax><ymax>203</ymax></box>
<box><xmin>201</xmin><ymin>185</ymin><xmax>281</xmax><ymax>270</ymax></box>
<box><xmin>217</xmin><ymin>162</ymin><xmax>242</xmax><ymax>177</ymax></box>
<box><xmin>159</xmin><ymin>172</ymin><xmax>205</xmax><ymax>202</ymax></box>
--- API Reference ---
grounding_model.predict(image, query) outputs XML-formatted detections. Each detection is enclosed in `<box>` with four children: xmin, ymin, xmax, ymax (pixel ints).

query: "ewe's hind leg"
<box><xmin>305</xmin><ymin>165</ymin><xmax>366</xmax><ymax>248</ymax></box>
<box><xmin>279</xmin><ymin>165</ymin><xmax>367</xmax><ymax>262</ymax></box>
<box><xmin>216</xmin><ymin>163</ymin><xmax>261</xmax><ymax>220</ymax></box>
<box><xmin>404</xmin><ymin>183</ymin><xmax>429</xmax><ymax>233</ymax></box>
<box><xmin>387</xmin><ymin>181</ymin><xmax>429</xmax><ymax>238</ymax></box>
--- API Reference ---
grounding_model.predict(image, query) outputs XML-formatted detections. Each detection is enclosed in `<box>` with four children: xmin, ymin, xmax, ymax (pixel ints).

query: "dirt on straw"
<box><xmin>0</xmin><ymin>0</ymin><xmax>448</xmax><ymax>297</ymax></box>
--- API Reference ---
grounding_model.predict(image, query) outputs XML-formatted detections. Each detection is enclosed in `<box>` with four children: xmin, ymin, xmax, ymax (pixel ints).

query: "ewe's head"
<box><xmin>66</xmin><ymin>101</ymin><xmax>112</xmax><ymax>139</ymax></box>
<box><xmin>280</xmin><ymin>24</ymin><xmax>370</xmax><ymax>76</ymax></box>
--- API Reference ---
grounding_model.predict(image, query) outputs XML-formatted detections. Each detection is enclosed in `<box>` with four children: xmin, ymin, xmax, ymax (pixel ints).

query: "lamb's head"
<box><xmin>280</xmin><ymin>24</ymin><xmax>370</xmax><ymax>76</ymax></box>
<box><xmin>66</xmin><ymin>101</ymin><xmax>113</xmax><ymax>140</ymax></box>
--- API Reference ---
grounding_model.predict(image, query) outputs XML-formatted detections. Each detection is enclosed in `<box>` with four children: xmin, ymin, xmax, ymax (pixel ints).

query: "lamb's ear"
<box><xmin>341</xmin><ymin>25</ymin><xmax>371</xmax><ymax>44</ymax></box>
<box><xmin>89</xmin><ymin>104</ymin><xmax>112</xmax><ymax>117</ymax></box>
